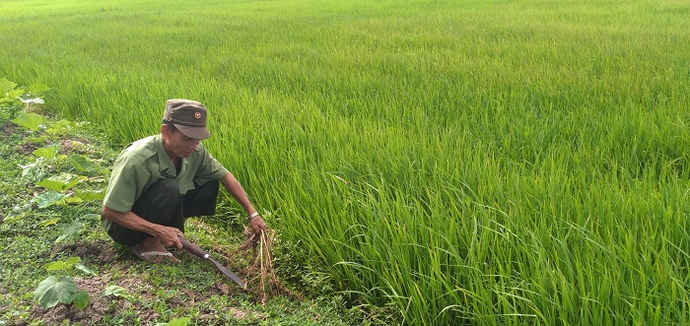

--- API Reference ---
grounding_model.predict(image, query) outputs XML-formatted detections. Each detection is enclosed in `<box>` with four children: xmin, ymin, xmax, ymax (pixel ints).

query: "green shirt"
<box><xmin>103</xmin><ymin>134</ymin><xmax>229</xmax><ymax>213</ymax></box>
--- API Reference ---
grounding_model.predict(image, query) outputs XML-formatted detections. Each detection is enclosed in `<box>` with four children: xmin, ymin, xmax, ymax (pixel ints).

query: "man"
<box><xmin>101</xmin><ymin>99</ymin><xmax>267</xmax><ymax>263</ymax></box>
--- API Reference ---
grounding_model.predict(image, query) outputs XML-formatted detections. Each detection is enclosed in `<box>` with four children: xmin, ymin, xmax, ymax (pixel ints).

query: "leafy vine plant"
<box><xmin>0</xmin><ymin>78</ymin><xmax>49</xmax><ymax>120</ymax></box>
<box><xmin>2</xmin><ymin>78</ymin><xmax>109</xmax><ymax>313</ymax></box>
<box><xmin>4</xmin><ymin>79</ymin><xmax>191</xmax><ymax>325</ymax></box>
<box><xmin>33</xmin><ymin>257</ymin><xmax>94</xmax><ymax>310</ymax></box>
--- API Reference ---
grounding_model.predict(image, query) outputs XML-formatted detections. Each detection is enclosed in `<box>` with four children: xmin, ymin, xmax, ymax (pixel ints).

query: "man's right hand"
<box><xmin>102</xmin><ymin>206</ymin><xmax>184</xmax><ymax>249</ymax></box>
<box><xmin>155</xmin><ymin>225</ymin><xmax>184</xmax><ymax>249</ymax></box>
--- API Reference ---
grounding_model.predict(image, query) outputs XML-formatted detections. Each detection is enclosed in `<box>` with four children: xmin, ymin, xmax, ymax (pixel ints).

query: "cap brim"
<box><xmin>173</xmin><ymin>123</ymin><xmax>211</xmax><ymax>140</ymax></box>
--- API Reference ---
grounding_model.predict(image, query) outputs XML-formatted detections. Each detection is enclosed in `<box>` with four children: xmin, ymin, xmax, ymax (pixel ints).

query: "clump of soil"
<box><xmin>50</xmin><ymin>240</ymin><xmax>118</xmax><ymax>264</ymax></box>
<box><xmin>1</xmin><ymin>123</ymin><xmax>19</xmax><ymax>135</ymax></box>
<box><xmin>15</xmin><ymin>134</ymin><xmax>91</xmax><ymax>156</ymax></box>
<box><xmin>16</xmin><ymin>141</ymin><xmax>40</xmax><ymax>156</ymax></box>
<box><xmin>58</xmin><ymin>137</ymin><xmax>90</xmax><ymax>155</ymax></box>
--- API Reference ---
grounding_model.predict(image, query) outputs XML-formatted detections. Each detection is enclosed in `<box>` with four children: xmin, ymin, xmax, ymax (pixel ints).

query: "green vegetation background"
<box><xmin>0</xmin><ymin>88</ymin><xmax>365</xmax><ymax>324</ymax></box>
<box><xmin>2</xmin><ymin>0</ymin><xmax>690</xmax><ymax>325</ymax></box>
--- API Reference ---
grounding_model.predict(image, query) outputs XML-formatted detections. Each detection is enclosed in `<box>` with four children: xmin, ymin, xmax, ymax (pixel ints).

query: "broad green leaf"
<box><xmin>63</xmin><ymin>196</ymin><xmax>83</xmax><ymax>204</ymax></box>
<box><xmin>33</xmin><ymin>276</ymin><xmax>77</xmax><ymax>309</ymax></box>
<box><xmin>28</xmin><ymin>83</ymin><xmax>50</xmax><ymax>94</ymax></box>
<box><xmin>34</xmin><ymin>191</ymin><xmax>67</xmax><ymax>208</ymax></box>
<box><xmin>75</xmin><ymin>189</ymin><xmax>104</xmax><ymax>201</ymax></box>
<box><xmin>70</xmin><ymin>154</ymin><xmax>93</xmax><ymax>172</ymax></box>
<box><xmin>56</xmin><ymin>222</ymin><xmax>83</xmax><ymax>243</ymax></box>
<box><xmin>35</xmin><ymin>179</ymin><xmax>69</xmax><ymax>192</ymax></box>
<box><xmin>0</xmin><ymin>78</ymin><xmax>17</xmax><ymax>92</ymax></box>
<box><xmin>164</xmin><ymin>317</ymin><xmax>191</xmax><ymax>326</ymax></box>
<box><xmin>75</xmin><ymin>263</ymin><xmax>96</xmax><ymax>276</ymax></box>
<box><xmin>44</xmin><ymin>257</ymin><xmax>81</xmax><ymax>271</ymax></box>
<box><xmin>33</xmin><ymin>147</ymin><xmax>58</xmax><ymax>160</ymax></box>
<box><xmin>46</xmin><ymin>261</ymin><xmax>67</xmax><ymax>271</ymax></box>
<box><xmin>54</xmin><ymin>277</ymin><xmax>78</xmax><ymax>304</ymax></box>
<box><xmin>64</xmin><ymin>257</ymin><xmax>81</xmax><ymax>267</ymax></box>
<box><xmin>39</xmin><ymin>289</ymin><xmax>60</xmax><ymax>309</ymax></box>
<box><xmin>34</xmin><ymin>276</ymin><xmax>58</xmax><ymax>298</ymax></box>
<box><xmin>104</xmin><ymin>285</ymin><xmax>130</xmax><ymax>298</ymax></box>
<box><xmin>7</xmin><ymin>89</ymin><xmax>24</xmax><ymax>99</ymax></box>
<box><xmin>71</xmin><ymin>290</ymin><xmax>89</xmax><ymax>310</ymax></box>
<box><xmin>46</xmin><ymin>119</ymin><xmax>75</xmax><ymax>137</ymax></box>
<box><xmin>44</xmin><ymin>257</ymin><xmax>79</xmax><ymax>271</ymax></box>
<box><xmin>20</xmin><ymin>158</ymin><xmax>46</xmax><ymax>180</ymax></box>
<box><xmin>10</xmin><ymin>112</ymin><xmax>45</xmax><ymax>131</ymax></box>
<box><xmin>33</xmin><ymin>276</ymin><xmax>59</xmax><ymax>309</ymax></box>
<box><xmin>1</xmin><ymin>97</ymin><xmax>21</xmax><ymax>107</ymax></box>
<box><xmin>52</xmin><ymin>172</ymin><xmax>78</xmax><ymax>184</ymax></box>
<box><xmin>64</xmin><ymin>178</ymin><xmax>82</xmax><ymax>191</ymax></box>
<box><xmin>40</xmin><ymin>218</ymin><xmax>61</xmax><ymax>227</ymax></box>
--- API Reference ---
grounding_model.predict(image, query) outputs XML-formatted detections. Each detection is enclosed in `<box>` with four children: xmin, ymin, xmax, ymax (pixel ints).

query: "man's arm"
<box><xmin>219</xmin><ymin>172</ymin><xmax>267</xmax><ymax>234</ymax></box>
<box><xmin>101</xmin><ymin>206</ymin><xmax>183</xmax><ymax>249</ymax></box>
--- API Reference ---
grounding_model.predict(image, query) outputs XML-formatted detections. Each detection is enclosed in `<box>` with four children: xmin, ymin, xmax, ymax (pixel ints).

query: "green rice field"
<box><xmin>2</xmin><ymin>0</ymin><xmax>690</xmax><ymax>324</ymax></box>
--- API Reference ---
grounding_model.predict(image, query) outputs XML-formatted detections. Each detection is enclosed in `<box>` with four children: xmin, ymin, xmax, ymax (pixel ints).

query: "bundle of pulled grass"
<box><xmin>234</xmin><ymin>228</ymin><xmax>291</xmax><ymax>303</ymax></box>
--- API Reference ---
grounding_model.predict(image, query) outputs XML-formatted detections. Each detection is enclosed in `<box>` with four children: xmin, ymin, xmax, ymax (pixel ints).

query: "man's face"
<box><xmin>162</xmin><ymin>125</ymin><xmax>200</xmax><ymax>159</ymax></box>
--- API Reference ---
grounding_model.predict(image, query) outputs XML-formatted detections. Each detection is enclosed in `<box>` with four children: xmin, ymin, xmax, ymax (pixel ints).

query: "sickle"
<box><xmin>178</xmin><ymin>236</ymin><xmax>246</xmax><ymax>289</ymax></box>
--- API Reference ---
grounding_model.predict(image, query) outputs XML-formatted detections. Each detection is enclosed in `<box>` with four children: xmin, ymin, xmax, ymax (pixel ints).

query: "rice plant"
<box><xmin>2</xmin><ymin>0</ymin><xmax>689</xmax><ymax>324</ymax></box>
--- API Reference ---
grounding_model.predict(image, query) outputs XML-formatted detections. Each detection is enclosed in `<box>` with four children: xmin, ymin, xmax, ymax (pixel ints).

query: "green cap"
<box><xmin>163</xmin><ymin>99</ymin><xmax>211</xmax><ymax>140</ymax></box>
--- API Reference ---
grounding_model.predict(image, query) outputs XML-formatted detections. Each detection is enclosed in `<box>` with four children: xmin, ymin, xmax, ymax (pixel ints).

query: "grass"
<box><xmin>2</xmin><ymin>0</ymin><xmax>690</xmax><ymax>324</ymax></box>
<box><xmin>0</xmin><ymin>116</ymin><xmax>365</xmax><ymax>325</ymax></box>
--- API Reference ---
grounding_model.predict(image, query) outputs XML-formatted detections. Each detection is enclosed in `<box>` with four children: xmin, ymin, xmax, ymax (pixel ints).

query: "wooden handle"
<box><xmin>179</xmin><ymin>236</ymin><xmax>208</xmax><ymax>258</ymax></box>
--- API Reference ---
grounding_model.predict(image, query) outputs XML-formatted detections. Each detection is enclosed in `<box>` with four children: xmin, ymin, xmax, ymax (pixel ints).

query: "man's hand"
<box><xmin>250</xmin><ymin>215</ymin><xmax>268</xmax><ymax>235</ymax></box>
<box><xmin>155</xmin><ymin>225</ymin><xmax>184</xmax><ymax>249</ymax></box>
<box><xmin>102</xmin><ymin>206</ymin><xmax>184</xmax><ymax>249</ymax></box>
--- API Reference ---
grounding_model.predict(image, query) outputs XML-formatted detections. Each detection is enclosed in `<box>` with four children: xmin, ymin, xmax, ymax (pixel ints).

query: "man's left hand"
<box><xmin>250</xmin><ymin>215</ymin><xmax>267</xmax><ymax>235</ymax></box>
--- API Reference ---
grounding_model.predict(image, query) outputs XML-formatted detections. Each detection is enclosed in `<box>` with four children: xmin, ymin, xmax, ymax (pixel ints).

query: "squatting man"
<box><xmin>101</xmin><ymin>99</ymin><xmax>267</xmax><ymax>263</ymax></box>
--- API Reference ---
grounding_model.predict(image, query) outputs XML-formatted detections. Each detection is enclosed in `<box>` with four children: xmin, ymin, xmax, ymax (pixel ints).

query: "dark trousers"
<box><xmin>107</xmin><ymin>178</ymin><xmax>219</xmax><ymax>246</ymax></box>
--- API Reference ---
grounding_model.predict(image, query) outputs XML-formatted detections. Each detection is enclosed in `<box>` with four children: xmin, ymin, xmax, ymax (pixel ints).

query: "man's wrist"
<box><xmin>248</xmin><ymin>211</ymin><xmax>260</xmax><ymax>221</ymax></box>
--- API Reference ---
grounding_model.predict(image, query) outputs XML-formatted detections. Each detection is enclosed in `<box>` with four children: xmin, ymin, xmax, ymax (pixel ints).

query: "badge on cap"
<box><xmin>195</xmin><ymin>111</ymin><xmax>201</xmax><ymax>119</ymax></box>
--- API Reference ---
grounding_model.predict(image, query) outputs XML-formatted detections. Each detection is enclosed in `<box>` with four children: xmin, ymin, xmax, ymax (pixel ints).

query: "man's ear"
<box><xmin>161</xmin><ymin>124</ymin><xmax>170</xmax><ymax>140</ymax></box>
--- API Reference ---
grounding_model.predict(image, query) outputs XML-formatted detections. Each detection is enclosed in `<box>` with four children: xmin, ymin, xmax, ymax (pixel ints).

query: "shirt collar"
<box><xmin>155</xmin><ymin>134</ymin><xmax>178</xmax><ymax>178</ymax></box>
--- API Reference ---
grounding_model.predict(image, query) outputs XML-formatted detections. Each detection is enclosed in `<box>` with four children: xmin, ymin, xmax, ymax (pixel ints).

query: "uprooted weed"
<box><xmin>234</xmin><ymin>228</ymin><xmax>296</xmax><ymax>304</ymax></box>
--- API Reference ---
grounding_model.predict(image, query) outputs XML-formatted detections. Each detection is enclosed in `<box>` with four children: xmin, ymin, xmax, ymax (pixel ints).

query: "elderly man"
<box><xmin>101</xmin><ymin>99</ymin><xmax>266</xmax><ymax>263</ymax></box>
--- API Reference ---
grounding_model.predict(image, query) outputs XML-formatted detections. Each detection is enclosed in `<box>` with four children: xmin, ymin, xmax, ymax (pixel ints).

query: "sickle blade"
<box><xmin>179</xmin><ymin>236</ymin><xmax>246</xmax><ymax>289</ymax></box>
<box><xmin>209</xmin><ymin>257</ymin><xmax>246</xmax><ymax>289</ymax></box>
